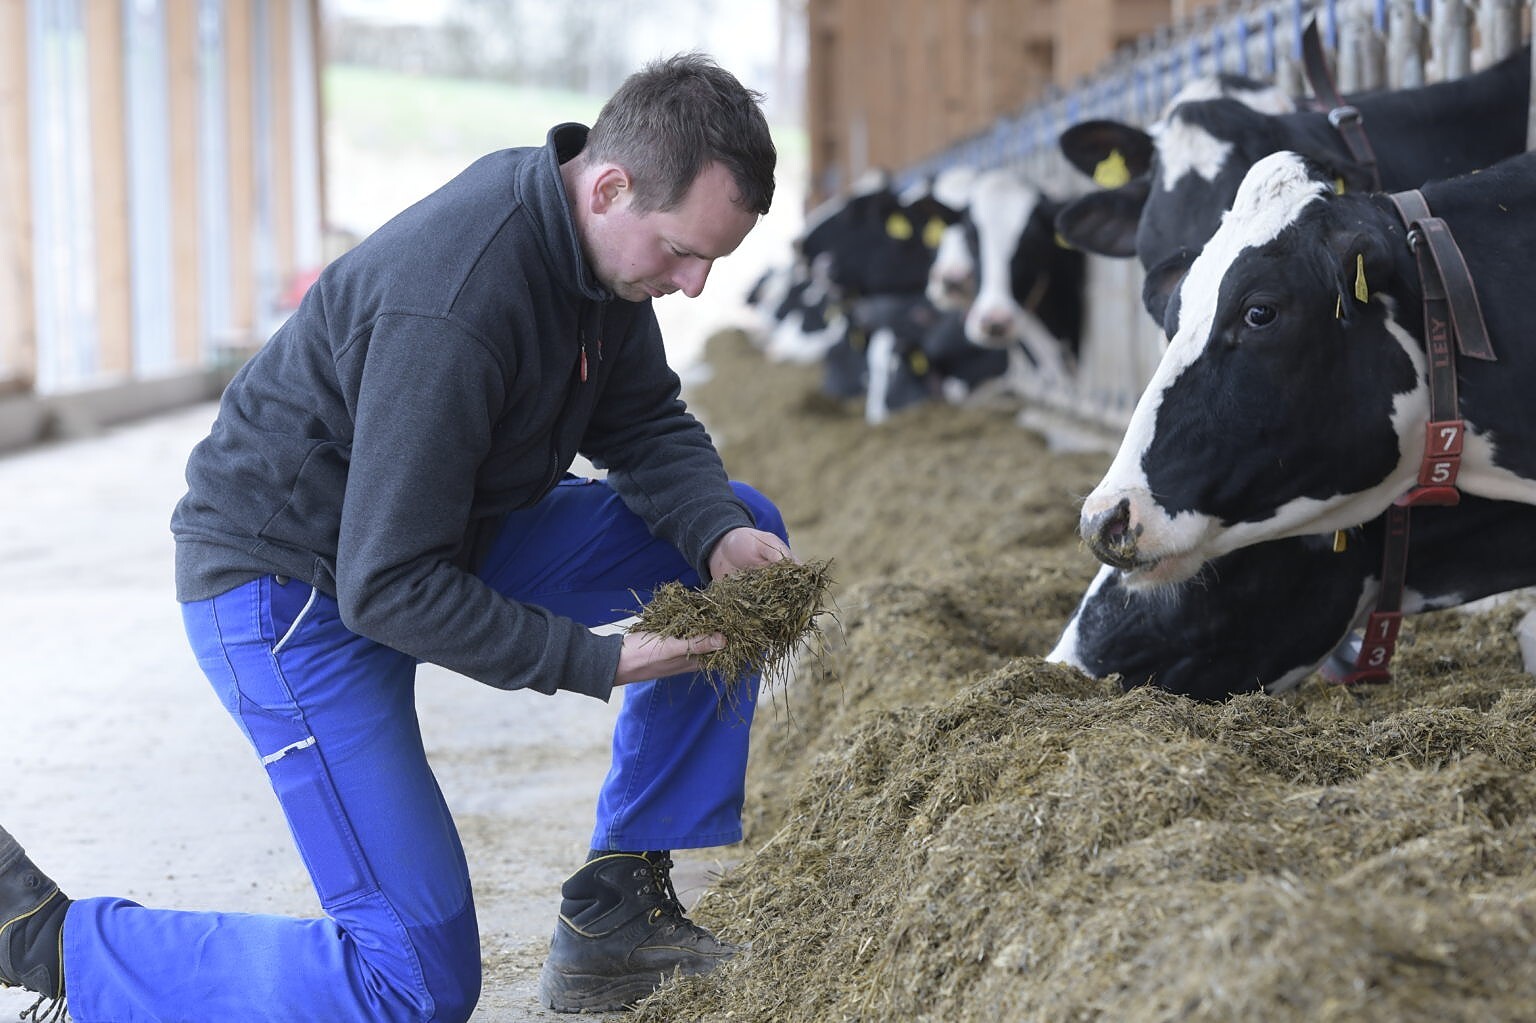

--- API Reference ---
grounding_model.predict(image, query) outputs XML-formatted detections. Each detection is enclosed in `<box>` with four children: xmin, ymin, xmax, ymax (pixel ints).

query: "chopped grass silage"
<box><xmin>632</xmin><ymin>329</ymin><xmax>1536</xmax><ymax>1023</ymax></box>
<box><xmin>634</xmin><ymin>557</ymin><xmax>837</xmax><ymax>691</ymax></box>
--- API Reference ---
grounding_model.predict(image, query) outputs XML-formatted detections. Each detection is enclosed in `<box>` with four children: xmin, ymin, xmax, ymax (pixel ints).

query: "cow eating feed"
<box><xmin>1079</xmin><ymin>149</ymin><xmax>1536</xmax><ymax>586</ymax></box>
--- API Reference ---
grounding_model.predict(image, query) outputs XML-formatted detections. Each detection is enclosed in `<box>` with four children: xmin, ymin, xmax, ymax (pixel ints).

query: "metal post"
<box><xmin>1475</xmin><ymin>0</ymin><xmax>1522</xmax><ymax>65</ymax></box>
<box><xmin>1528</xmin><ymin>0</ymin><xmax>1536</xmax><ymax>149</ymax></box>
<box><xmin>1430</xmin><ymin>0</ymin><xmax>1472</xmax><ymax>80</ymax></box>
<box><xmin>1386</xmin><ymin>0</ymin><xmax>1425</xmax><ymax>87</ymax></box>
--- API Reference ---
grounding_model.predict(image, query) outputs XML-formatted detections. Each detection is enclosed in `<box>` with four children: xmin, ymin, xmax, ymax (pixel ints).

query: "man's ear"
<box><xmin>590</xmin><ymin>165</ymin><xmax>632</xmax><ymax>214</ymax></box>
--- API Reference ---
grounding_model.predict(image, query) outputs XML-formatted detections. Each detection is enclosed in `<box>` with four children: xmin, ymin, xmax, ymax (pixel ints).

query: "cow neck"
<box><xmin>1327</xmin><ymin>189</ymin><xmax>1498</xmax><ymax>686</ymax></box>
<box><xmin>1300</xmin><ymin>19</ymin><xmax>1382</xmax><ymax>191</ymax></box>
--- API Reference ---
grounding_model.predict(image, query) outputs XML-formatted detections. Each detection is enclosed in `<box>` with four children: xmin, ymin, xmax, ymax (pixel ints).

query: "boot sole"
<box><xmin>537</xmin><ymin>962</ymin><xmax>670</xmax><ymax>1013</ymax></box>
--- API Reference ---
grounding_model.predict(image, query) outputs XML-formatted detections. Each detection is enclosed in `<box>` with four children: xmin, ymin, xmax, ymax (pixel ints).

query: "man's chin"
<box><xmin>617</xmin><ymin>283</ymin><xmax>659</xmax><ymax>303</ymax></box>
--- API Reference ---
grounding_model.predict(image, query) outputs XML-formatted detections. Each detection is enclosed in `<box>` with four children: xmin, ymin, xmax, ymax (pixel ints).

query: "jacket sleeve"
<box><xmin>581</xmin><ymin>309</ymin><xmax>754</xmax><ymax>580</ymax></box>
<box><xmin>334</xmin><ymin>312</ymin><xmax>621</xmax><ymax>698</ymax></box>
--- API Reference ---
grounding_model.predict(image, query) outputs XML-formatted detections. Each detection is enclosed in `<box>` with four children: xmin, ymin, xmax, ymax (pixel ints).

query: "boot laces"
<box><xmin>639</xmin><ymin>855</ymin><xmax>697</xmax><ymax>930</ymax></box>
<box><xmin>19</xmin><ymin>993</ymin><xmax>67</xmax><ymax>1022</ymax></box>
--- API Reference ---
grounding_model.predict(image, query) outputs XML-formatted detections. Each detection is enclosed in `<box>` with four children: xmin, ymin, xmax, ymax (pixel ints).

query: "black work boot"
<box><xmin>0</xmin><ymin>826</ymin><xmax>71</xmax><ymax>1020</ymax></box>
<box><xmin>537</xmin><ymin>852</ymin><xmax>739</xmax><ymax>1013</ymax></box>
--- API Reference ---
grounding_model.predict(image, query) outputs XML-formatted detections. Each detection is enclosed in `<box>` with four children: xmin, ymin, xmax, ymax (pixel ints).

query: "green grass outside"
<box><xmin>324</xmin><ymin>62</ymin><xmax>806</xmax><ymax>169</ymax></box>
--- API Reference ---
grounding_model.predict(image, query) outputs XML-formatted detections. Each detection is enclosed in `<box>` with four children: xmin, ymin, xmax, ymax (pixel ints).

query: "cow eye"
<box><xmin>1243</xmin><ymin>304</ymin><xmax>1277</xmax><ymax>328</ymax></box>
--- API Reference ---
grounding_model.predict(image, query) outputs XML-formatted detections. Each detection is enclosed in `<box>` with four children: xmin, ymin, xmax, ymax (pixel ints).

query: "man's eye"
<box><xmin>1243</xmin><ymin>304</ymin><xmax>1277</xmax><ymax>328</ymax></box>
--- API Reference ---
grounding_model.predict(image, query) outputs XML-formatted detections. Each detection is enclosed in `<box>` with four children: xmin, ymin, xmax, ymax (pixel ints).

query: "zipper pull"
<box><xmin>579</xmin><ymin>344</ymin><xmax>588</xmax><ymax>382</ymax></box>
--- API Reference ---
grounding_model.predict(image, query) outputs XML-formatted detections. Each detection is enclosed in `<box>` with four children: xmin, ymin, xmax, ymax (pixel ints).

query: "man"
<box><xmin>1</xmin><ymin>53</ymin><xmax>791</xmax><ymax>1021</ymax></box>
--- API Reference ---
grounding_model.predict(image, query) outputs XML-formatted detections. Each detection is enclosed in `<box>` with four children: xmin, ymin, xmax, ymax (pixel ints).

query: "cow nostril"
<box><xmin>1085</xmin><ymin>498</ymin><xmax>1141</xmax><ymax>569</ymax></box>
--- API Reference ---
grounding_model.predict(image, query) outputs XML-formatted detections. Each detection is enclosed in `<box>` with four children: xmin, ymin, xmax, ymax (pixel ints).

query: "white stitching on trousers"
<box><xmin>272</xmin><ymin>583</ymin><xmax>320</xmax><ymax>654</ymax></box>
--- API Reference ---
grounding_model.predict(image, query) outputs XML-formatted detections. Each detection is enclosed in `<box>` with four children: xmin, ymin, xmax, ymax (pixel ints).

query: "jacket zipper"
<box><xmin>544</xmin><ymin>305</ymin><xmax>605</xmax><ymax>492</ymax></box>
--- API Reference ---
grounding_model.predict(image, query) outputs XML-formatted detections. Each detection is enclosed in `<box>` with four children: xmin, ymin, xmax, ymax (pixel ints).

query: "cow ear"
<box><xmin>1291</xmin><ymin>146</ymin><xmax>1377</xmax><ymax>195</ymax></box>
<box><xmin>1054</xmin><ymin>178</ymin><xmax>1150</xmax><ymax>258</ymax></box>
<box><xmin>1142</xmin><ymin>248</ymin><xmax>1197</xmax><ymax>331</ymax></box>
<box><xmin>1324</xmin><ymin>222</ymin><xmax>1395</xmax><ymax>323</ymax></box>
<box><xmin>1059</xmin><ymin>120</ymin><xmax>1155</xmax><ymax>184</ymax></box>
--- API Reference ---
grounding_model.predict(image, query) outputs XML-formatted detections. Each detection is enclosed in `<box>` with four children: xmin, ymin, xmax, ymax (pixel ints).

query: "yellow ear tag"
<box><xmin>1055</xmin><ymin>232</ymin><xmax>1074</xmax><ymax>250</ymax></box>
<box><xmin>885</xmin><ymin>212</ymin><xmax>913</xmax><ymax>240</ymax></box>
<box><xmin>922</xmin><ymin>217</ymin><xmax>947</xmax><ymax>249</ymax></box>
<box><xmin>1093</xmin><ymin>149</ymin><xmax>1131</xmax><ymax>189</ymax></box>
<box><xmin>909</xmin><ymin>350</ymin><xmax>930</xmax><ymax>376</ymax></box>
<box><xmin>1333</xmin><ymin>530</ymin><xmax>1348</xmax><ymax>553</ymax></box>
<box><xmin>1354</xmin><ymin>253</ymin><xmax>1369</xmax><ymax>302</ymax></box>
<box><xmin>1334</xmin><ymin>177</ymin><xmax>1347</xmax><ymax>194</ymax></box>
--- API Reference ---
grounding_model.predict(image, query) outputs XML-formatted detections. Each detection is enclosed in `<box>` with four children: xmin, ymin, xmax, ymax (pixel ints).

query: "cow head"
<box><xmin>1079</xmin><ymin>151</ymin><xmax>1424</xmax><ymax>587</ymax></box>
<box><xmin>926</xmin><ymin>221</ymin><xmax>978</xmax><ymax>311</ymax></box>
<box><xmin>1056</xmin><ymin>73</ymin><xmax>1380</xmax><ymax>288</ymax></box>
<box><xmin>1133</xmin><ymin>99</ymin><xmax>1375</xmax><ymax>280</ymax></box>
<box><xmin>1054</xmin><ymin>494</ymin><xmax>1536</xmax><ymax>698</ymax></box>
<box><xmin>801</xmin><ymin>179</ymin><xmax>960</xmax><ymax>298</ymax></box>
<box><xmin>1050</xmin><ymin>529</ymin><xmax>1374</xmax><ymax>699</ymax></box>
<box><xmin>959</xmin><ymin>169</ymin><xmax>1073</xmax><ymax>348</ymax></box>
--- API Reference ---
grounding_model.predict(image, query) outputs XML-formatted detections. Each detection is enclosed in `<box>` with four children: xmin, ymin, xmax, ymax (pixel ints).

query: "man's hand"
<box><xmin>615</xmin><ymin>630</ymin><xmax>725</xmax><ymax>686</ymax></box>
<box><xmin>707</xmin><ymin>526</ymin><xmax>795</xmax><ymax>581</ymax></box>
<box><xmin>609</xmin><ymin>528</ymin><xmax>794</xmax><ymax>687</ymax></box>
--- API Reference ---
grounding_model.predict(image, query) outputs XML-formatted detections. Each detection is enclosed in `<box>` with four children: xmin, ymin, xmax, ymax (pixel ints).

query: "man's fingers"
<box><xmin>688</xmin><ymin>633</ymin><xmax>726</xmax><ymax>655</ymax></box>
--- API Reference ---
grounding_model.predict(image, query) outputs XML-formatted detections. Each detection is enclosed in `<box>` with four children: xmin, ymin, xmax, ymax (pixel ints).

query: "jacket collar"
<box><xmin>522</xmin><ymin>122</ymin><xmax>613</xmax><ymax>303</ymax></box>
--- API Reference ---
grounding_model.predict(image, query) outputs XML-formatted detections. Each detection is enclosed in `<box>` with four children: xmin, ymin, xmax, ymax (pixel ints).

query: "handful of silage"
<box><xmin>634</xmin><ymin>558</ymin><xmax>836</xmax><ymax>689</ymax></box>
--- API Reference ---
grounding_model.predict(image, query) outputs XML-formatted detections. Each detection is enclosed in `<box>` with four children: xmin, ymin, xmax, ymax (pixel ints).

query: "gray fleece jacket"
<box><xmin>171</xmin><ymin>124</ymin><xmax>753</xmax><ymax>700</ymax></box>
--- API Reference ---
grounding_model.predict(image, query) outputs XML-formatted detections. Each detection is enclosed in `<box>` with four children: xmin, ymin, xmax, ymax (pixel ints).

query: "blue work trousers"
<box><xmin>61</xmin><ymin>478</ymin><xmax>785</xmax><ymax>1023</ymax></box>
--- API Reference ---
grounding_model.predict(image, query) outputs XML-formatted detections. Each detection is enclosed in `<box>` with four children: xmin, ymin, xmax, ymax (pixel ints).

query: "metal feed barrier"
<box><xmin>894</xmin><ymin>0</ymin><xmax>1534</xmax><ymax>441</ymax></box>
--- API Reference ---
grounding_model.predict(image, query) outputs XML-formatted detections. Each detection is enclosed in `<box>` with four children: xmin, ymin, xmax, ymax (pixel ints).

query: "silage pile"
<box><xmin>637</xmin><ymin>331</ymin><xmax>1536</xmax><ymax>1022</ymax></box>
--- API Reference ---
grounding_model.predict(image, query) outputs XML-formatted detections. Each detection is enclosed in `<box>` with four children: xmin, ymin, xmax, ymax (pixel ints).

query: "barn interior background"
<box><xmin>4</xmin><ymin>3</ymin><xmax>1536</xmax><ymax>1020</ymax></box>
<box><xmin>5</xmin><ymin>0</ymin><xmax>1530</xmax><ymax>450</ymax></box>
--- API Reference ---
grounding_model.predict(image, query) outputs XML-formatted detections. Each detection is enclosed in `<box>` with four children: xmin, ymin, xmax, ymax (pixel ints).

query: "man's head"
<box><xmin>583</xmin><ymin>52</ymin><xmax>776</xmax><ymax>217</ymax></box>
<box><xmin>564</xmin><ymin>54</ymin><xmax>777</xmax><ymax>303</ymax></box>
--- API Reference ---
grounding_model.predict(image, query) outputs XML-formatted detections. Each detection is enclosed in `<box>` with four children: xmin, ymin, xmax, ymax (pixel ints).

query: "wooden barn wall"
<box><xmin>0</xmin><ymin>0</ymin><xmax>325</xmax><ymax>447</ymax></box>
<box><xmin>805</xmin><ymin>0</ymin><xmax>1220</xmax><ymax>205</ymax></box>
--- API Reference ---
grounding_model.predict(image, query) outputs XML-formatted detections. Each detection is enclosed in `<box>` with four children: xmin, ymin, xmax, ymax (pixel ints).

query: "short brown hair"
<box><xmin>580</xmin><ymin>53</ymin><xmax>776</xmax><ymax>216</ymax></box>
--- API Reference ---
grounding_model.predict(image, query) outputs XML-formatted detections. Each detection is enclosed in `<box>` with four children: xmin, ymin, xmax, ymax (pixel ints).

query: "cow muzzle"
<box><xmin>1081</xmin><ymin>497</ymin><xmax>1144</xmax><ymax>570</ymax></box>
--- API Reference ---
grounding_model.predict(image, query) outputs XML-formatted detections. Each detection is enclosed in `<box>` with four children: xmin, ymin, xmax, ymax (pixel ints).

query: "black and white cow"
<box><xmin>923</xmin><ymin>167</ymin><xmax>1087</xmax><ymax>397</ymax></box>
<box><xmin>789</xmin><ymin>172</ymin><xmax>973</xmax><ymax>403</ymax></box>
<box><xmin>757</xmin><ymin>254</ymin><xmax>851</xmax><ymax>365</ymax></box>
<box><xmin>1055</xmin><ymin>72</ymin><xmax>1295</xmax><ymax>260</ymax></box>
<box><xmin>859</xmin><ymin>298</ymin><xmax>1010</xmax><ymax>424</ymax></box>
<box><xmin>1052</xmin><ymin>495</ymin><xmax>1536</xmax><ymax>699</ymax></box>
<box><xmin>800</xmin><ymin>177</ymin><xmax>962</xmax><ymax>298</ymax></box>
<box><xmin>1078</xmin><ymin>149</ymin><xmax>1536</xmax><ymax>586</ymax></box>
<box><xmin>1055</xmin><ymin>48</ymin><xmax>1531</xmax><ymax>282</ymax></box>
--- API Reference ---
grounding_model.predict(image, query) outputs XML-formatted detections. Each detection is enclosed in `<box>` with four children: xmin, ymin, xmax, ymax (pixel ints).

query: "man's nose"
<box><xmin>676</xmin><ymin>261</ymin><xmax>712</xmax><ymax>298</ymax></box>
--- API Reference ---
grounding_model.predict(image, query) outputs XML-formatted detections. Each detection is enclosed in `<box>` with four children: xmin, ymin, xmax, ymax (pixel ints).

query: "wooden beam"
<box><xmin>167</xmin><ymin>0</ymin><xmax>202</xmax><ymax>365</ymax></box>
<box><xmin>86</xmin><ymin>0</ymin><xmax>133</xmax><ymax>377</ymax></box>
<box><xmin>1054</xmin><ymin>0</ymin><xmax>1115</xmax><ymax>86</ymax></box>
<box><xmin>268</xmin><ymin>0</ymin><xmax>295</xmax><ymax>290</ymax></box>
<box><xmin>0</xmin><ymin>0</ymin><xmax>36</xmax><ymax>388</ymax></box>
<box><xmin>225</xmin><ymin>0</ymin><xmax>256</xmax><ymax>343</ymax></box>
<box><xmin>307</xmin><ymin>0</ymin><xmax>328</xmax><ymax>243</ymax></box>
